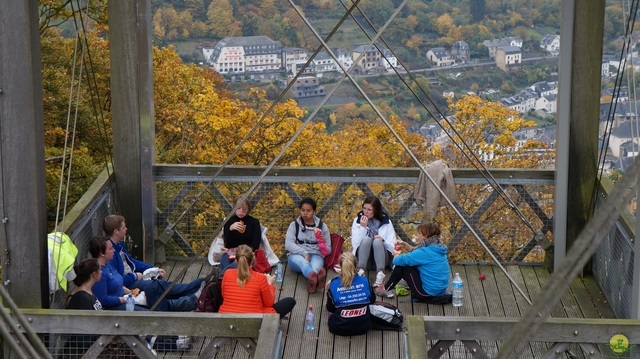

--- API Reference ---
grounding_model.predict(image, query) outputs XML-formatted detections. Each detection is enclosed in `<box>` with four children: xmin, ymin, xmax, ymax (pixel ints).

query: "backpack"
<box><xmin>369</xmin><ymin>301</ymin><xmax>403</xmax><ymax>331</ymax></box>
<box><xmin>324</xmin><ymin>233</ymin><xmax>344</xmax><ymax>271</ymax></box>
<box><xmin>195</xmin><ymin>268</ymin><xmax>223</xmax><ymax>313</ymax></box>
<box><xmin>294</xmin><ymin>219</ymin><xmax>324</xmax><ymax>244</ymax></box>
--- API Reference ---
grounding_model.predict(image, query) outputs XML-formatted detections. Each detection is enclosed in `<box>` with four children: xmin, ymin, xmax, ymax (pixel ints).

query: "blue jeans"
<box><xmin>130</xmin><ymin>278</ymin><xmax>202</xmax><ymax>298</ymax></box>
<box><xmin>130</xmin><ymin>278</ymin><xmax>202</xmax><ymax>311</ymax></box>
<box><xmin>287</xmin><ymin>253</ymin><xmax>324</xmax><ymax>278</ymax></box>
<box><xmin>220</xmin><ymin>253</ymin><xmax>236</xmax><ymax>272</ymax></box>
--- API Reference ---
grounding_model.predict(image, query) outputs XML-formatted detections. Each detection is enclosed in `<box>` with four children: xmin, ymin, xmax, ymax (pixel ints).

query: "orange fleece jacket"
<box><xmin>219</xmin><ymin>268</ymin><xmax>276</xmax><ymax>314</ymax></box>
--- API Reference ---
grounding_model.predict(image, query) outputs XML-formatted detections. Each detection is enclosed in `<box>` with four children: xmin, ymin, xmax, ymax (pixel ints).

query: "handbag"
<box><xmin>252</xmin><ymin>248</ymin><xmax>272</xmax><ymax>273</ymax></box>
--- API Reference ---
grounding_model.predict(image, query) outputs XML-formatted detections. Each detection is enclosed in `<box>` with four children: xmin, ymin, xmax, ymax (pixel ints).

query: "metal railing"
<box><xmin>58</xmin><ymin>165</ymin><xmax>636</xmax><ymax>319</ymax></box>
<box><xmin>405</xmin><ymin>316</ymin><xmax>640</xmax><ymax>358</ymax></box>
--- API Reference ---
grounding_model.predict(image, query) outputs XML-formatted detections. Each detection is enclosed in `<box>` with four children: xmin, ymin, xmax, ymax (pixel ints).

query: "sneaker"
<box><xmin>307</xmin><ymin>272</ymin><xmax>318</xmax><ymax>293</ymax></box>
<box><xmin>193</xmin><ymin>280</ymin><xmax>206</xmax><ymax>298</ymax></box>
<box><xmin>176</xmin><ymin>335</ymin><xmax>192</xmax><ymax>350</ymax></box>
<box><xmin>374</xmin><ymin>285</ymin><xmax>395</xmax><ymax>298</ymax></box>
<box><xmin>374</xmin><ymin>271</ymin><xmax>386</xmax><ymax>286</ymax></box>
<box><xmin>316</xmin><ymin>268</ymin><xmax>326</xmax><ymax>291</ymax></box>
<box><xmin>397</xmin><ymin>279</ymin><xmax>408</xmax><ymax>287</ymax></box>
<box><xmin>357</xmin><ymin>268</ymin><xmax>365</xmax><ymax>277</ymax></box>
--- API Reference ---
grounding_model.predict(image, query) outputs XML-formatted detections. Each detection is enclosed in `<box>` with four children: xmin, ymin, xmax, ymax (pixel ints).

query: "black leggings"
<box><xmin>273</xmin><ymin>297</ymin><xmax>296</xmax><ymax>318</ymax></box>
<box><xmin>384</xmin><ymin>265</ymin><xmax>441</xmax><ymax>303</ymax></box>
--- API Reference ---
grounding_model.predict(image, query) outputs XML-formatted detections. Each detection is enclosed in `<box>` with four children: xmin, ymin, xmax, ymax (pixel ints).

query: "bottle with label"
<box><xmin>276</xmin><ymin>262</ymin><xmax>284</xmax><ymax>283</ymax></box>
<box><xmin>126</xmin><ymin>294</ymin><xmax>135</xmax><ymax>311</ymax></box>
<box><xmin>452</xmin><ymin>272</ymin><xmax>463</xmax><ymax>307</ymax></box>
<box><xmin>305</xmin><ymin>305</ymin><xmax>315</xmax><ymax>331</ymax></box>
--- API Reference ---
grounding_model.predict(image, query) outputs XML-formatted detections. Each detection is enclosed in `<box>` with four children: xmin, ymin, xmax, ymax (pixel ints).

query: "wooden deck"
<box><xmin>159</xmin><ymin>260</ymin><xmax>616</xmax><ymax>359</ymax></box>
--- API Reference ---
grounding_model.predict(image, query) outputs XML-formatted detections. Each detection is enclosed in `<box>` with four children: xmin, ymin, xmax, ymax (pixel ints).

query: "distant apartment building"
<box><xmin>352</xmin><ymin>44</ymin><xmax>384</xmax><ymax>72</ymax></box>
<box><xmin>282</xmin><ymin>47</ymin><xmax>309</xmax><ymax>75</ymax></box>
<box><xmin>500</xmin><ymin>89</ymin><xmax>536</xmax><ymax>114</ymax></box>
<box><xmin>483</xmin><ymin>36</ymin><xmax>523</xmax><ymax>58</ymax></box>
<box><xmin>426</xmin><ymin>47</ymin><xmax>455</xmax><ymax>67</ymax></box>
<box><xmin>289</xmin><ymin>76</ymin><xmax>325</xmax><ymax>98</ymax></box>
<box><xmin>204</xmin><ymin>36</ymin><xmax>282</xmax><ymax>74</ymax></box>
<box><xmin>495</xmin><ymin>46</ymin><xmax>521</xmax><ymax>71</ymax></box>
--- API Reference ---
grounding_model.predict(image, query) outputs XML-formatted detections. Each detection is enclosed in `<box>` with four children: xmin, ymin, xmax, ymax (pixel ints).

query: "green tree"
<box><xmin>207</xmin><ymin>0</ymin><xmax>242</xmax><ymax>38</ymax></box>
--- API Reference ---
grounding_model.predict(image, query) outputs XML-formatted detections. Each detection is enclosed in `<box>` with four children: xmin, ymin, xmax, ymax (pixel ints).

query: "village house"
<box><xmin>495</xmin><ymin>46</ymin><xmax>522</xmax><ymax>71</ymax></box>
<box><xmin>451</xmin><ymin>41</ymin><xmax>470</xmax><ymax>62</ymax></box>
<box><xmin>312</xmin><ymin>51</ymin><xmax>337</xmax><ymax>73</ymax></box>
<box><xmin>426</xmin><ymin>47</ymin><xmax>455</xmax><ymax>67</ymax></box>
<box><xmin>483</xmin><ymin>36</ymin><xmax>523</xmax><ymax>58</ymax></box>
<box><xmin>540</xmin><ymin>34</ymin><xmax>561</xmax><ymax>56</ymax></box>
<box><xmin>289</xmin><ymin>75</ymin><xmax>325</xmax><ymax>98</ymax></box>
<box><xmin>336</xmin><ymin>49</ymin><xmax>353</xmax><ymax>71</ymax></box>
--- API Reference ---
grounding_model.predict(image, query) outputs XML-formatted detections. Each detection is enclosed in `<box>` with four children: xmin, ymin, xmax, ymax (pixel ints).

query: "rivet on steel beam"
<box><xmin>132</xmin><ymin>343</ymin><xmax>137</xmax><ymax>347</ymax></box>
<box><xmin>555</xmin><ymin>350</ymin><xmax>561</xmax><ymax>354</ymax></box>
<box><xmin>589</xmin><ymin>351</ymin><xmax>594</xmax><ymax>355</ymax></box>
<box><xmin>230</xmin><ymin>325</ymin><xmax>234</xmax><ymax>330</ymax></box>
<box><xmin>246</xmin><ymin>344</ymin><xmax>252</xmax><ymax>349</ymax></box>
<box><xmin>0</xmin><ymin>89</ymin><xmax>3</xmax><ymax>95</ymax></box>
<box><xmin>573</xmin><ymin>330</ymin><xmax>579</xmax><ymax>336</ymax></box>
<box><xmin>472</xmin><ymin>349</ymin><xmax>477</xmax><ymax>353</ymax></box>
<box><xmin>214</xmin><ymin>344</ymin><xmax>220</xmax><ymax>349</ymax></box>
<box><xmin>114</xmin><ymin>323</ymin><xmax>120</xmax><ymax>328</ymax></box>
<box><xmin>27</xmin><ymin>318</ymin><xmax>32</xmax><ymax>323</ymax></box>
<box><xmin>15</xmin><ymin>324</ymin><xmax>21</xmax><ymax>329</ymax></box>
<box><xmin>99</xmin><ymin>342</ymin><xmax>104</xmax><ymax>346</ymax></box>
<box><xmin>439</xmin><ymin>348</ymin><xmax>443</xmax><ymax>352</ymax></box>
<box><xmin>456</xmin><ymin>328</ymin><xmax>461</xmax><ymax>333</ymax></box>
<box><xmin>2</xmin><ymin>218</ymin><xmax>8</xmax><ymax>223</ymax></box>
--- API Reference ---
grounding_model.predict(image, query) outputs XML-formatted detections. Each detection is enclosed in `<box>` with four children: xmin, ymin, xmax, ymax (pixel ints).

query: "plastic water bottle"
<box><xmin>276</xmin><ymin>262</ymin><xmax>284</xmax><ymax>283</ymax></box>
<box><xmin>305</xmin><ymin>305</ymin><xmax>315</xmax><ymax>331</ymax></box>
<box><xmin>452</xmin><ymin>273</ymin><xmax>463</xmax><ymax>307</ymax></box>
<box><xmin>125</xmin><ymin>294</ymin><xmax>135</xmax><ymax>311</ymax></box>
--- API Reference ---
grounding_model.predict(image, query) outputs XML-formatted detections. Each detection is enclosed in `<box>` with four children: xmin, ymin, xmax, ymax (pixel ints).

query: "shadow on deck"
<box><xmin>159</xmin><ymin>260</ymin><xmax>615</xmax><ymax>359</ymax></box>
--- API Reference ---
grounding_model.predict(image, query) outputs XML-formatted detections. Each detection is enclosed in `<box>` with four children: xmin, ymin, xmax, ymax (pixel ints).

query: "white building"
<box><xmin>426</xmin><ymin>47</ymin><xmax>455</xmax><ymax>67</ymax></box>
<box><xmin>205</xmin><ymin>36</ymin><xmax>282</xmax><ymax>74</ymax></box>
<box><xmin>540</xmin><ymin>34</ymin><xmax>560</xmax><ymax>55</ymax></box>
<box><xmin>483</xmin><ymin>36</ymin><xmax>523</xmax><ymax>58</ymax></box>
<box><xmin>282</xmin><ymin>47</ymin><xmax>309</xmax><ymax>75</ymax></box>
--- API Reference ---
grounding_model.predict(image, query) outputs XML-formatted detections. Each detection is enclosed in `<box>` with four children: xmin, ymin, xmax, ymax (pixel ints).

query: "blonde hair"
<box><xmin>235</xmin><ymin>245</ymin><xmax>254</xmax><ymax>287</ymax></box>
<box><xmin>338</xmin><ymin>252</ymin><xmax>358</xmax><ymax>288</ymax></box>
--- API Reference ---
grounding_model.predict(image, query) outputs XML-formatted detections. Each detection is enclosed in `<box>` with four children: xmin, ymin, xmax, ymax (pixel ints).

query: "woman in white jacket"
<box><xmin>351</xmin><ymin>196</ymin><xmax>396</xmax><ymax>292</ymax></box>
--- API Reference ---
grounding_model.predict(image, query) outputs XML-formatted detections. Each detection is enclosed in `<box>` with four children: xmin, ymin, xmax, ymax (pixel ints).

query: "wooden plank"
<box><xmin>582</xmin><ymin>277</ymin><xmax>616</xmax><ymax>318</ymax></box>
<box><xmin>533</xmin><ymin>267</ymin><xmax>568</xmax><ymax>318</ymax></box>
<box><xmin>465</xmin><ymin>265</ymin><xmax>497</xmax><ymax>357</ymax></box>
<box><xmin>504</xmin><ymin>266</ymin><xmax>535</xmax><ymax>358</ymax></box>
<box><xmin>570</xmin><ymin>277</ymin><xmax>598</xmax><ymax>318</ymax></box>
<box><xmin>316</xmin><ymin>271</ymin><xmax>336</xmax><ymax>359</ymax></box>
<box><xmin>283</xmin><ymin>272</ymin><xmax>313</xmax><ymax>359</ymax></box>
<box><xmin>520</xmin><ymin>266</ymin><xmax>552</xmax><ymax>358</ymax></box>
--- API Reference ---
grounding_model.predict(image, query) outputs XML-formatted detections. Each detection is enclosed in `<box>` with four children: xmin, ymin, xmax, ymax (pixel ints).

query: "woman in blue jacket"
<box><xmin>374</xmin><ymin>223</ymin><xmax>452</xmax><ymax>304</ymax></box>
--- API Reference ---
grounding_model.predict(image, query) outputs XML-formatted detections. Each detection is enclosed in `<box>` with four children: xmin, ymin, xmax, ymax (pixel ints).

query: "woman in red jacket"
<box><xmin>219</xmin><ymin>245</ymin><xmax>295</xmax><ymax>318</ymax></box>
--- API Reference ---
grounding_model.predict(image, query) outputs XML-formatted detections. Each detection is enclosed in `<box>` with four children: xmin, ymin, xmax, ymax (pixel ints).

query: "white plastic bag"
<box><xmin>260</xmin><ymin>225</ymin><xmax>280</xmax><ymax>266</ymax></box>
<box><xmin>207</xmin><ymin>237</ymin><xmax>225</xmax><ymax>266</ymax></box>
<box><xmin>134</xmin><ymin>291</ymin><xmax>147</xmax><ymax>306</ymax></box>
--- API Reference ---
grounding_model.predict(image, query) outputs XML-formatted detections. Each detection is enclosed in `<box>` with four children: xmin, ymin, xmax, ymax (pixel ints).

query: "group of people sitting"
<box><xmin>68</xmin><ymin>194</ymin><xmax>453</xmax><ymax>338</ymax></box>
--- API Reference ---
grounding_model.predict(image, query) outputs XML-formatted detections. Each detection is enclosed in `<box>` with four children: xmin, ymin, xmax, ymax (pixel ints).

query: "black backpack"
<box><xmin>369</xmin><ymin>301</ymin><xmax>403</xmax><ymax>331</ymax></box>
<box><xmin>195</xmin><ymin>268</ymin><xmax>223</xmax><ymax>313</ymax></box>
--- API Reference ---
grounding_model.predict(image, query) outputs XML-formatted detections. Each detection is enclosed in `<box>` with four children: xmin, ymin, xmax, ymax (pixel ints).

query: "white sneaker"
<box><xmin>357</xmin><ymin>268</ymin><xmax>365</xmax><ymax>277</ymax></box>
<box><xmin>193</xmin><ymin>280</ymin><xmax>206</xmax><ymax>298</ymax></box>
<box><xmin>375</xmin><ymin>271</ymin><xmax>386</xmax><ymax>286</ymax></box>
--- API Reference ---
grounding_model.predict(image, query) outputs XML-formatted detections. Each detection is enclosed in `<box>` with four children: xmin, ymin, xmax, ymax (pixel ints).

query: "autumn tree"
<box><xmin>206</xmin><ymin>0</ymin><xmax>242</xmax><ymax>38</ymax></box>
